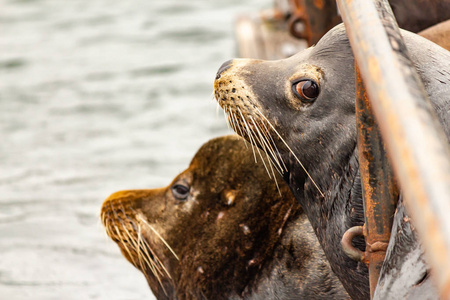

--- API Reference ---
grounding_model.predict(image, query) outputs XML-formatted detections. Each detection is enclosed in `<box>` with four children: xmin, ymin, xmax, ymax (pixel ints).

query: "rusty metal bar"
<box><xmin>355</xmin><ymin>64</ymin><xmax>399</xmax><ymax>298</ymax></box>
<box><xmin>341</xmin><ymin>225</ymin><xmax>365</xmax><ymax>262</ymax></box>
<box><xmin>288</xmin><ymin>0</ymin><xmax>340</xmax><ymax>45</ymax></box>
<box><xmin>337</xmin><ymin>0</ymin><xmax>450</xmax><ymax>297</ymax></box>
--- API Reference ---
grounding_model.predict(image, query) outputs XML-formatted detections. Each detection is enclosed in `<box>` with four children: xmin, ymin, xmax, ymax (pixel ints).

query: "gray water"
<box><xmin>0</xmin><ymin>1</ymin><xmax>269</xmax><ymax>299</ymax></box>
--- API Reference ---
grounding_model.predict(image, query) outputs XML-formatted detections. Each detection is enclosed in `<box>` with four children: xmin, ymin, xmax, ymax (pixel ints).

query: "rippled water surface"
<box><xmin>0</xmin><ymin>1</ymin><xmax>268</xmax><ymax>298</ymax></box>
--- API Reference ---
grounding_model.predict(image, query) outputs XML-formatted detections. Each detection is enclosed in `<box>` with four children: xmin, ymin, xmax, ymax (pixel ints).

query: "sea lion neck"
<box><xmin>282</xmin><ymin>143</ymin><xmax>369</xmax><ymax>299</ymax></box>
<box><xmin>304</xmin><ymin>148</ymin><xmax>368</xmax><ymax>297</ymax></box>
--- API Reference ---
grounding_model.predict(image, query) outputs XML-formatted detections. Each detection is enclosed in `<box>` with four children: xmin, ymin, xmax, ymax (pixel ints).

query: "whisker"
<box><xmin>216</xmin><ymin>102</ymin><xmax>221</xmax><ymax>119</ymax></box>
<box><xmin>126</xmin><ymin>208</ymin><xmax>174</xmax><ymax>278</ymax></box>
<box><xmin>225</xmin><ymin>106</ymin><xmax>238</xmax><ymax>133</ymax></box>
<box><xmin>109</xmin><ymin>203</ymin><xmax>170</xmax><ymax>295</ymax></box>
<box><xmin>115</xmin><ymin>208</ymin><xmax>152</xmax><ymax>280</ymax></box>
<box><xmin>245</xmin><ymin>115</ymin><xmax>275</xmax><ymax>178</ymax></box>
<box><xmin>259</xmin><ymin>118</ymin><xmax>288</xmax><ymax>172</ymax></box>
<box><xmin>254</xmin><ymin>118</ymin><xmax>284</xmax><ymax>171</ymax></box>
<box><xmin>120</xmin><ymin>209</ymin><xmax>160</xmax><ymax>279</ymax></box>
<box><xmin>102</xmin><ymin>213</ymin><xmax>112</xmax><ymax>237</ymax></box>
<box><xmin>249</xmin><ymin>117</ymin><xmax>283</xmax><ymax>196</ymax></box>
<box><xmin>227</xmin><ymin>108</ymin><xmax>251</xmax><ymax>149</ymax></box>
<box><xmin>229</xmin><ymin>108</ymin><xmax>247</xmax><ymax>142</ymax></box>
<box><xmin>225</xmin><ymin>107</ymin><xmax>242</xmax><ymax>143</ymax></box>
<box><xmin>115</xmin><ymin>205</ymin><xmax>165</xmax><ymax>291</ymax></box>
<box><xmin>141</xmin><ymin>236</ymin><xmax>173</xmax><ymax>280</ymax></box>
<box><xmin>223</xmin><ymin>106</ymin><xmax>231</xmax><ymax>130</ymax></box>
<box><xmin>138</xmin><ymin>215</ymin><xmax>180</xmax><ymax>261</ymax></box>
<box><xmin>136</xmin><ymin>224</ymin><xmax>167</xmax><ymax>279</ymax></box>
<box><xmin>254</xmin><ymin>107</ymin><xmax>325</xmax><ymax>198</ymax></box>
<box><xmin>250</xmin><ymin>116</ymin><xmax>283</xmax><ymax>173</ymax></box>
<box><xmin>237</xmin><ymin>108</ymin><xmax>259</xmax><ymax>164</ymax></box>
<box><xmin>112</xmin><ymin>221</ymin><xmax>139</xmax><ymax>269</ymax></box>
<box><xmin>127</xmin><ymin>223</ymin><xmax>155</xmax><ymax>277</ymax></box>
<box><xmin>135</xmin><ymin>224</ymin><xmax>168</xmax><ymax>296</ymax></box>
<box><xmin>237</xmin><ymin>107</ymin><xmax>274</xmax><ymax>178</ymax></box>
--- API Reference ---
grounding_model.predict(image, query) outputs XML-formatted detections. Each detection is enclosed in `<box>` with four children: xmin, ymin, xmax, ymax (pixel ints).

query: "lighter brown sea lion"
<box><xmin>101</xmin><ymin>135</ymin><xmax>349</xmax><ymax>300</ymax></box>
<box><xmin>419</xmin><ymin>19</ymin><xmax>450</xmax><ymax>51</ymax></box>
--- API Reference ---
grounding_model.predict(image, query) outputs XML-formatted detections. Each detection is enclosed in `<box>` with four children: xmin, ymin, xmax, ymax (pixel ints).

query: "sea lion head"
<box><xmin>101</xmin><ymin>135</ymin><xmax>306</xmax><ymax>299</ymax></box>
<box><xmin>214</xmin><ymin>25</ymin><xmax>357</xmax><ymax>184</ymax></box>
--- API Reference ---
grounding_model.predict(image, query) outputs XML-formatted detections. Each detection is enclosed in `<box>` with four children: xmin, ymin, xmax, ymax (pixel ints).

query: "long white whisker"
<box><xmin>223</xmin><ymin>106</ymin><xmax>231</xmax><ymax>130</ymax></box>
<box><xmin>117</xmin><ymin>206</ymin><xmax>147</xmax><ymax>271</ymax></box>
<box><xmin>119</xmin><ymin>209</ymin><xmax>159</xmax><ymax>285</ymax></box>
<box><xmin>229</xmin><ymin>108</ymin><xmax>247</xmax><ymax>145</ymax></box>
<box><xmin>130</xmin><ymin>223</ymin><xmax>155</xmax><ymax>276</ymax></box>
<box><xmin>238</xmin><ymin>108</ymin><xmax>276</xmax><ymax>181</ymax></box>
<box><xmin>233</xmin><ymin>108</ymin><xmax>257</xmax><ymax>163</ymax></box>
<box><xmin>115</xmin><ymin>204</ymin><xmax>167</xmax><ymax>293</ymax></box>
<box><xmin>248</xmin><ymin>117</ymin><xmax>283</xmax><ymax>195</ymax></box>
<box><xmin>110</xmin><ymin>204</ymin><xmax>140</xmax><ymax>266</ymax></box>
<box><xmin>141</xmin><ymin>237</ymin><xmax>172</xmax><ymax>279</ymax></box>
<box><xmin>259</xmin><ymin>117</ymin><xmax>288</xmax><ymax>172</ymax></box>
<box><xmin>138</xmin><ymin>215</ymin><xmax>180</xmax><ymax>261</ymax></box>
<box><xmin>216</xmin><ymin>102</ymin><xmax>221</xmax><ymax>119</ymax></box>
<box><xmin>247</xmin><ymin>117</ymin><xmax>276</xmax><ymax>177</ymax></box>
<box><xmin>112</xmin><ymin>222</ymin><xmax>140</xmax><ymax>270</ymax></box>
<box><xmin>127</xmin><ymin>209</ymin><xmax>177</xmax><ymax>278</ymax></box>
<box><xmin>225</xmin><ymin>107</ymin><xmax>238</xmax><ymax>133</ymax></box>
<box><xmin>254</xmin><ymin>107</ymin><xmax>325</xmax><ymax>198</ymax></box>
<box><xmin>136</xmin><ymin>224</ymin><xmax>166</xmax><ymax>278</ymax></box>
<box><xmin>250</xmin><ymin>116</ymin><xmax>283</xmax><ymax>173</ymax></box>
<box><xmin>136</xmin><ymin>224</ymin><xmax>167</xmax><ymax>295</ymax></box>
<box><xmin>237</xmin><ymin>108</ymin><xmax>264</xmax><ymax>167</ymax></box>
<box><xmin>134</xmin><ymin>220</ymin><xmax>170</xmax><ymax>294</ymax></box>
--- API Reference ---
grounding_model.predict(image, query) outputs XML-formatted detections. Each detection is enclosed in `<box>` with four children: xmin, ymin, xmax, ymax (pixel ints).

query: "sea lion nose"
<box><xmin>216</xmin><ymin>59</ymin><xmax>233</xmax><ymax>79</ymax></box>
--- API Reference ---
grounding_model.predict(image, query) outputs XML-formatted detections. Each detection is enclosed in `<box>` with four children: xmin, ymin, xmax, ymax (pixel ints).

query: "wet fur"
<box><xmin>101</xmin><ymin>135</ymin><xmax>349</xmax><ymax>300</ymax></box>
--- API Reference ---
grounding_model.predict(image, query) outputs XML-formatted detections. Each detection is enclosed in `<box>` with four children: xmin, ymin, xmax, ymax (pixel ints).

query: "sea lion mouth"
<box><xmin>101</xmin><ymin>190</ymin><xmax>177</xmax><ymax>294</ymax></box>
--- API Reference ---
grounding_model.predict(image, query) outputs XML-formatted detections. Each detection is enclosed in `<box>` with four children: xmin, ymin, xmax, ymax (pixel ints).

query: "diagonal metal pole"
<box><xmin>337</xmin><ymin>0</ymin><xmax>450</xmax><ymax>297</ymax></box>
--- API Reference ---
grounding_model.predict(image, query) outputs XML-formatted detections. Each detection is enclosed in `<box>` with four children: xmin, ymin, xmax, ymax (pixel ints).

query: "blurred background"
<box><xmin>0</xmin><ymin>0</ymin><xmax>268</xmax><ymax>299</ymax></box>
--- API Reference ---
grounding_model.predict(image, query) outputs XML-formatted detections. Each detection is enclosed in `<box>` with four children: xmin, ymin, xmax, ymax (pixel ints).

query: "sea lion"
<box><xmin>101</xmin><ymin>135</ymin><xmax>349</xmax><ymax>300</ymax></box>
<box><xmin>388</xmin><ymin>0</ymin><xmax>450</xmax><ymax>33</ymax></box>
<box><xmin>214</xmin><ymin>24</ymin><xmax>450</xmax><ymax>299</ymax></box>
<box><xmin>418</xmin><ymin>19</ymin><xmax>450</xmax><ymax>51</ymax></box>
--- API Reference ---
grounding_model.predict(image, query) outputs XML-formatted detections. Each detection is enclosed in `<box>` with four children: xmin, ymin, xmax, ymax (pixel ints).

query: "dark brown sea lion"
<box><xmin>101</xmin><ymin>135</ymin><xmax>349</xmax><ymax>300</ymax></box>
<box><xmin>214</xmin><ymin>24</ymin><xmax>450</xmax><ymax>299</ymax></box>
<box><xmin>388</xmin><ymin>0</ymin><xmax>450</xmax><ymax>33</ymax></box>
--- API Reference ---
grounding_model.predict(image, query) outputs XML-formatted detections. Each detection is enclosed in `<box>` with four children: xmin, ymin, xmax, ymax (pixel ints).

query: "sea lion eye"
<box><xmin>171</xmin><ymin>184</ymin><xmax>190</xmax><ymax>201</ymax></box>
<box><xmin>292</xmin><ymin>80</ymin><xmax>319</xmax><ymax>102</ymax></box>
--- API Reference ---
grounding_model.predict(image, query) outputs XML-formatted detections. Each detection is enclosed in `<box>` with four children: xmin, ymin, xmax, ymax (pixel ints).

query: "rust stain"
<box><xmin>355</xmin><ymin>64</ymin><xmax>398</xmax><ymax>298</ymax></box>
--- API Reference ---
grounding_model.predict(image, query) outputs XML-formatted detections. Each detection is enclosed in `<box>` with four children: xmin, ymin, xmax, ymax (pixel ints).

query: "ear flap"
<box><xmin>220</xmin><ymin>189</ymin><xmax>237</xmax><ymax>206</ymax></box>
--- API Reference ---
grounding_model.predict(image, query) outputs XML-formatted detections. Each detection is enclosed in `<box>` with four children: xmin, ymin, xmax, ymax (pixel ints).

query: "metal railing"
<box><xmin>336</xmin><ymin>0</ymin><xmax>450</xmax><ymax>298</ymax></box>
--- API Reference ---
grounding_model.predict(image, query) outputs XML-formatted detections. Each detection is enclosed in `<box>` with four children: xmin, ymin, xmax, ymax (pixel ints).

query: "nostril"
<box><xmin>216</xmin><ymin>59</ymin><xmax>233</xmax><ymax>79</ymax></box>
